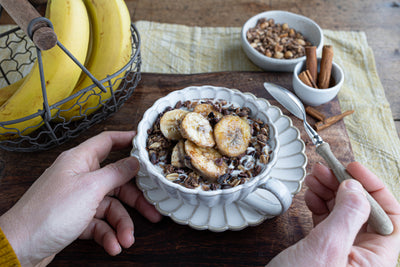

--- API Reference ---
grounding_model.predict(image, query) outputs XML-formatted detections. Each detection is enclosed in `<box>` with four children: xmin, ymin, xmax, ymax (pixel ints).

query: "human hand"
<box><xmin>267</xmin><ymin>162</ymin><xmax>400</xmax><ymax>267</ymax></box>
<box><xmin>0</xmin><ymin>131</ymin><xmax>162</xmax><ymax>266</ymax></box>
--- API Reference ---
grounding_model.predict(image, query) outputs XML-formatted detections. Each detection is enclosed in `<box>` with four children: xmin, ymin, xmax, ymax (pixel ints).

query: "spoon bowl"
<box><xmin>263</xmin><ymin>82</ymin><xmax>322</xmax><ymax>145</ymax></box>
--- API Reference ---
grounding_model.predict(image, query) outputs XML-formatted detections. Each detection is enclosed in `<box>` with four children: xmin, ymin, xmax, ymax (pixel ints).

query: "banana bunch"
<box><xmin>0</xmin><ymin>0</ymin><xmax>90</xmax><ymax>139</ymax></box>
<box><xmin>0</xmin><ymin>77</ymin><xmax>26</xmax><ymax>107</ymax></box>
<box><xmin>0</xmin><ymin>0</ymin><xmax>132</xmax><ymax>139</ymax></box>
<box><xmin>57</xmin><ymin>0</ymin><xmax>132</xmax><ymax>121</ymax></box>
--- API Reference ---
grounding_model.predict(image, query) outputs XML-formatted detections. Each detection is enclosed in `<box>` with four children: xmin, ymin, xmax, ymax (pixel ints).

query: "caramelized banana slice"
<box><xmin>171</xmin><ymin>140</ymin><xmax>186</xmax><ymax>168</ymax></box>
<box><xmin>180</xmin><ymin>112</ymin><xmax>215</xmax><ymax>148</ymax></box>
<box><xmin>184</xmin><ymin>140</ymin><xmax>228</xmax><ymax>182</ymax></box>
<box><xmin>160</xmin><ymin>109</ymin><xmax>189</xmax><ymax>140</ymax></box>
<box><xmin>193</xmin><ymin>103</ymin><xmax>223</xmax><ymax>120</ymax></box>
<box><xmin>214</xmin><ymin>115</ymin><xmax>251</xmax><ymax>157</ymax></box>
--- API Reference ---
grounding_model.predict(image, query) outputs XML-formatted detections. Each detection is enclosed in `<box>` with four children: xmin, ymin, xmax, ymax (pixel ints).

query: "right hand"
<box><xmin>267</xmin><ymin>162</ymin><xmax>400</xmax><ymax>266</ymax></box>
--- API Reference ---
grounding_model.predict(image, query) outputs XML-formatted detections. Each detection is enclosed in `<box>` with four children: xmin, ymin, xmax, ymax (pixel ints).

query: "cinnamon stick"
<box><xmin>305</xmin><ymin>106</ymin><xmax>326</xmax><ymax>121</ymax></box>
<box><xmin>298</xmin><ymin>70</ymin><xmax>317</xmax><ymax>88</ymax></box>
<box><xmin>318</xmin><ymin>45</ymin><xmax>334</xmax><ymax>89</ymax></box>
<box><xmin>305</xmin><ymin>70</ymin><xmax>318</xmax><ymax>88</ymax></box>
<box><xmin>305</xmin><ymin>46</ymin><xmax>318</xmax><ymax>84</ymax></box>
<box><xmin>315</xmin><ymin>110</ymin><xmax>354</xmax><ymax>131</ymax></box>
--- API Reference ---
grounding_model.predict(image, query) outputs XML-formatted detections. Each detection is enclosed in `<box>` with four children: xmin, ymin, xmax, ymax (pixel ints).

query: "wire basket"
<box><xmin>0</xmin><ymin>23</ymin><xmax>141</xmax><ymax>152</ymax></box>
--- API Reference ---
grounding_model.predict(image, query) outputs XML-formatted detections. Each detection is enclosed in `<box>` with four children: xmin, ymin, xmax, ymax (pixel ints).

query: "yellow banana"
<box><xmin>184</xmin><ymin>140</ymin><xmax>228</xmax><ymax>183</ymax></box>
<box><xmin>0</xmin><ymin>0</ymin><xmax>90</xmax><ymax>139</ymax></box>
<box><xmin>160</xmin><ymin>109</ymin><xmax>189</xmax><ymax>140</ymax></box>
<box><xmin>0</xmin><ymin>77</ymin><xmax>26</xmax><ymax>106</ymax></box>
<box><xmin>58</xmin><ymin>0</ymin><xmax>132</xmax><ymax>121</ymax></box>
<box><xmin>180</xmin><ymin>112</ymin><xmax>215</xmax><ymax>148</ymax></box>
<box><xmin>193</xmin><ymin>103</ymin><xmax>223</xmax><ymax>120</ymax></box>
<box><xmin>214</xmin><ymin>115</ymin><xmax>251</xmax><ymax>157</ymax></box>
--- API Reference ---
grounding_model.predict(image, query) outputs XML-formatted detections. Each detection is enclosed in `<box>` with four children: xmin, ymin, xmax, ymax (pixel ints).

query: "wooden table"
<box><xmin>0</xmin><ymin>0</ymin><xmax>394</xmax><ymax>265</ymax></box>
<box><xmin>0</xmin><ymin>72</ymin><xmax>354</xmax><ymax>266</ymax></box>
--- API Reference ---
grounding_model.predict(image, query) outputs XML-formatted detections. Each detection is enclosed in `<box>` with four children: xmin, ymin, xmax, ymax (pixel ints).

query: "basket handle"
<box><xmin>0</xmin><ymin>0</ymin><xmax>57</xmax><ymax>50</ymax></box>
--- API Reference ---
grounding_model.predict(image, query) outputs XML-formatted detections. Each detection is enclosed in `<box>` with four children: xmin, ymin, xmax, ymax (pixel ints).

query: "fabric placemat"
<box><xmin>135</xmin><ymin>20</ymin><xmax>400</xmax><ymax>202</ymax></box>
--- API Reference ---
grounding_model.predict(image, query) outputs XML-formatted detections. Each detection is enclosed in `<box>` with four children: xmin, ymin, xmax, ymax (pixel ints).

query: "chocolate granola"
<box><xmin>146</xmin><ymin>99</ymin><xmax>272</xmax><ymax>191</ymax></box>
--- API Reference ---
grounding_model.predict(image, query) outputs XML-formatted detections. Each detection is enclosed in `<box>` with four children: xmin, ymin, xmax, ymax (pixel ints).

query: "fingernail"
<box><xmin>344</xmin><ymin>179</ymin><xmax>364</xmax><ymax>194</ymax></box>
<box><xmin>315</xmin><ymin>161</ymin><xmax>329</xmax><ymax>170</ymax></box>
<box><xmin>124</xmin><ymin>157</ymin><xmax>139</xmax><ymax>172</ymax></box>
<box><xmin>115</xmin><ymin>243</ymin><xmax>122</xmax><ymax>255</ymax></box>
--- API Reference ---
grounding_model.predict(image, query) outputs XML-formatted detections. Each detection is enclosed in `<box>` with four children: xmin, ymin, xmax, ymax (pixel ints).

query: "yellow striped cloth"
<box><xmin>135</xmin><ymin>21</ymin><xmax>400</xmax><ymax>203</ymax></box>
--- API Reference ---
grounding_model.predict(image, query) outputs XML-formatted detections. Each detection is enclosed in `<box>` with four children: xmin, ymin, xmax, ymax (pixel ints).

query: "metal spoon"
<box><xmin>264</xmin><ymin>82</ymin><xmax>393</xmax><ymax>236</ymax></box>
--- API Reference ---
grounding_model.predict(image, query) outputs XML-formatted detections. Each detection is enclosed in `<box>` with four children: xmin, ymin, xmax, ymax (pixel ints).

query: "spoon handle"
<box><xmin>316</xmin><ymin>142</ymin><xmax>394</xmax><ymax>236</ymax></box>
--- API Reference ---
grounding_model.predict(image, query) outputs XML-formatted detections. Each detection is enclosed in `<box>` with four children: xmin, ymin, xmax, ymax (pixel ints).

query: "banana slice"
<box><xmin>171</xmin><ymin>140</ymin><xmax>186</xmax><ymax>168</ymax></box>
<box><xmin>160</xmin><ymin>109</ymin><xmax>189</xmax><ymax>140</ymax></box>
<box><xmin>184</xmin><ymin>140</ymin><xmax>228</xmax><ymax>182</ymax></box>
<box><xmin>180</xmin><ymin>112</ymin><xmax>215</xmax><ymax>148</ymax></box>
<box><xmin>214</xmin><ymin>115</ymin><xmax>251</xmax><ymax>157</ymax></box>
<box><xmin>193</xmin><ymin>103</ymin><xmax>223</xmax><ymax>120</ymax></box>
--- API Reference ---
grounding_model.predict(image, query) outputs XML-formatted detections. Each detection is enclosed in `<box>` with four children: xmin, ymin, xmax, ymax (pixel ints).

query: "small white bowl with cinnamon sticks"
<box><xmin>293</xmin><ymin>45</ymin><xmax>344</xmax><ymax>106</ymax></box>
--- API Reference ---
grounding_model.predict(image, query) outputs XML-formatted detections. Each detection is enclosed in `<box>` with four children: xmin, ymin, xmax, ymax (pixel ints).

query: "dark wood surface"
<box><xmin>2</xmin><ymin>0</ymin><xmax>387</xmax><ymax>265</ymax></box>
<box><xmin>0</xmin><ymin>72</ymin><xmax>354</xmax><ymax>266</ymax></box>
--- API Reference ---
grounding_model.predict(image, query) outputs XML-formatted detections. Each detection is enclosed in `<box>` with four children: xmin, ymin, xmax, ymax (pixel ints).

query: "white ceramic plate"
<box><xmin>136</xmin><ymin>96</ymin><xmax>307</xmax><ymax>232</ymax></box>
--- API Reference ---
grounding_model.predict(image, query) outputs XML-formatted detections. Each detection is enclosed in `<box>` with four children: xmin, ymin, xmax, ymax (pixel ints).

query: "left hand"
<box><xmin>0</xmin><ymin>131</ymin><xmax>162</xmax><ymax>266</ymax></box>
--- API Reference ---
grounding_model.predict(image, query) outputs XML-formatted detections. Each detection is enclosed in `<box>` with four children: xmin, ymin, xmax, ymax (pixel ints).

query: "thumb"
<box><xmin>306</xmin><ymin>179</ymin><xmax>370</xmax><ymax>262</ymax></box>
<box><xmin>90</xmin><ymin>156</ymin><xmax>140</xmax><ymax>195</ymax></box>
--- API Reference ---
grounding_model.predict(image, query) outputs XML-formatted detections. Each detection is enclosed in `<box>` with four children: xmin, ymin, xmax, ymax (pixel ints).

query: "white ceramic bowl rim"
<box><xmin>133</xmin><ymin>86</ymin><xmax>280</xmax><ymax>197</ymax></box>
<box><xmin>241</xmin><ymin>10</ymin><xmax>323</xmax><ymax>64</ymax></box>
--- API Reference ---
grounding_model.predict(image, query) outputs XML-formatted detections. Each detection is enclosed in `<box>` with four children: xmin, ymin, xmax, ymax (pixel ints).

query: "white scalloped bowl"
<box><xmin>132</xmin><ymin>86</ymin><xmax>280</xmax><ymax>207</ymax></box>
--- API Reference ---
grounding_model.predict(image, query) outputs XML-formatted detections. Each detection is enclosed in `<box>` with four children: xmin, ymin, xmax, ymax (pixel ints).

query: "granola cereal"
<box><xmin>146</xmin><ymin>99</ymin><xmax>272</xmax><ymax>191</ymax></box>
<box><xmin>246</xmin><ymin>18</ymin><xmax>312</xmax><ymax>59</ymax></box>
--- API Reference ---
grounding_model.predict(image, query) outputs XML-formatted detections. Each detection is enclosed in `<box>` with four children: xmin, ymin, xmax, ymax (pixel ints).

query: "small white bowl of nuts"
<box><xmin>241</xmin><ymin>10</ymin><xmax>324</xmax><ymax>72</ymax></box>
